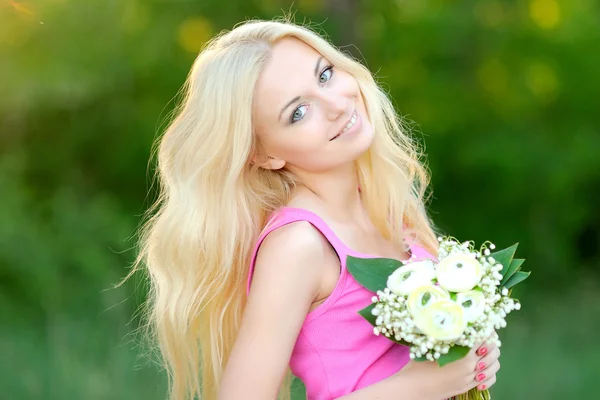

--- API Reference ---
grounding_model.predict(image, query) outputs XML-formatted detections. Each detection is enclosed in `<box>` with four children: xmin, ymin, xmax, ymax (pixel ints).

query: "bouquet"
<box><xmin>347</xmin><ymin>236</ymin><xmax>530</xmax><ymax>400</ymax></box>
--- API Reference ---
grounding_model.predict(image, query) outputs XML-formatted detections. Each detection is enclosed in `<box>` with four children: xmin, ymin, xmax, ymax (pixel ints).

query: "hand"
<box><xmin>471</xmin><ymin>341</ymin><xmax>501</xmax><ymax>392</ymax></box>
<box><xmin>398</xmin><ymin>340</ymin><xmax>501</xmax><ymax>399</ymax></box>
<box><xmin>436</xmin><ymin>340</ymin><xmax>501</xmax><ymax>398</ymax></box>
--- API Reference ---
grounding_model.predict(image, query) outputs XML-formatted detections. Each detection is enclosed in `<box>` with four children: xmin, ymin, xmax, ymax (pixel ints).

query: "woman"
<box><xmin>130</xmin><ymin>19</ymin><xmax>501</xmax><ymax>400</ymax></box>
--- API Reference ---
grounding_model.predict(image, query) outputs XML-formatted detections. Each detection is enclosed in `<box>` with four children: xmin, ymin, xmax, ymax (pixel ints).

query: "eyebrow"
<box><xmin>278</xmin><ymin>56</ymin><xmax>324</xmax><ymax>122</ymax></box>
<box><xmin>314</xmin><ymin>56</ymin><xmax>323</xmax><ymax>77</ymax></box>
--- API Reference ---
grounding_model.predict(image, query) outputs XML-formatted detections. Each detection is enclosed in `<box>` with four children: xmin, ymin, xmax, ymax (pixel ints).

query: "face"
<box><xmin>252</xmin><ymin>37</ymin><xmax>374</xmax><ymax>173</ymax></box>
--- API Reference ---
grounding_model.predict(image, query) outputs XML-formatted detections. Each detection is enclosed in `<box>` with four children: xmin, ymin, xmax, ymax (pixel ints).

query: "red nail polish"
<box><xmin>476</xmin><ymin>373</ymin><xmax>486</xmax><ymax>382</ymax></box>
<box><xmin>478</xmin><ymin>384</ymin><xmax>486</xmax><ymax>390</ymax></box>
<box><xmin>478</xmin><ymin>362</ymin><xmax>486</xmax><ymax>371</ymax></box>
<box><xmin>478</xmin><ymin>347</ymin><xmax>488</xmax><ymax>356</ymax></box>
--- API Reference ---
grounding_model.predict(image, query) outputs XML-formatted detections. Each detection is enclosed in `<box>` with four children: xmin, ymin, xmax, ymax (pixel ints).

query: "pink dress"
<box><xmin>247</xmin><ymin>207</ymin><xmax>437</xmax><ymax>400</ymax></box>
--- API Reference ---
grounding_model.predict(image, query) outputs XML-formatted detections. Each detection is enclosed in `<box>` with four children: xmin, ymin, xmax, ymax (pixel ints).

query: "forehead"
<box><xmin>254</xmin><ymin>37</ymin><xmax>323</xmax><ymax>112</ymax></box>
<box><xmin>266</xmin><ymin>36</ymin><xmax>322</xmax><ymax>70</ymax></box>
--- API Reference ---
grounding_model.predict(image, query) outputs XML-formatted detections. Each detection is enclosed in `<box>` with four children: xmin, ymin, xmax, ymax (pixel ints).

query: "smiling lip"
<box><xmin>330</xmin><ymin>111</ymin><xmax>359</xmax><ymax>141</ymax></box>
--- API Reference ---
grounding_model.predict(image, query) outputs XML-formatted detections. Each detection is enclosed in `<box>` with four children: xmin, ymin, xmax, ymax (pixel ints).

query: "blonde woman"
<box><xmin>130</xmin><ymin>19</ymin><xmax>501</xmax><ymax>400</ymax></box>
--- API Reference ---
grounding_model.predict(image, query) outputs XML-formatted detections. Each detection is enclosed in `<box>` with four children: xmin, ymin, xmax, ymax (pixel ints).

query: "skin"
<box><xmin>219</xmin><ymin>37</ymin><xmax>501</xmax><ymax>399</ymax></box>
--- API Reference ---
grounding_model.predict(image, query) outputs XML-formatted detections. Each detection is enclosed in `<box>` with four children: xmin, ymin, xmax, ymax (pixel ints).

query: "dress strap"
<box><xmin>246</xmin><ymin>207</ymin><xmax>349</xmax><ymax>295</ymax></box>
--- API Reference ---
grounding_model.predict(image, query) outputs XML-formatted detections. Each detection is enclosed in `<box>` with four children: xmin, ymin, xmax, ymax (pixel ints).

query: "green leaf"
<box><xmin>503</xmin><ymin>271</ymin><xmax>531</xmax><ymax>289</ymax></box>
<box><xmin>358</xmin><ymin>303</ymin><xmax>377</xmax><ymax>325</ymax></box>
<box><xmin>500</xmin><ymin>258</ymin><xmax>525</xmax><ymax>287</ymax></box>
<box><xmin>438</xmin><ymin>345</ymin><xmax>471</xmax><ymax>367</ymax></box>
<box><xmin>489</xmin><ymin>243</ymin><xmax>519</xmax><ymax>279</ymax></box>
<box><xmin>346</xmin><ymin>255</ymin><xmax>402</xmax><ymax>293</ymax></box>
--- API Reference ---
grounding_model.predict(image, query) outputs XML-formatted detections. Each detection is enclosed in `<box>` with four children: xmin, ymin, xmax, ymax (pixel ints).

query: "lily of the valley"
<box><xmin>387</xmin><ymin>261</ymin><xmax>436</xmax><ymax>296</ymax></box>
<box><xmin>436</xmin><ymin>254</ymin><xmax>483</xmax><ymax>292</ymax></box>
<box><xmin>413</xmin><ymin>299</ymin><xmax>467</xmax><ymax>341</ymax></box>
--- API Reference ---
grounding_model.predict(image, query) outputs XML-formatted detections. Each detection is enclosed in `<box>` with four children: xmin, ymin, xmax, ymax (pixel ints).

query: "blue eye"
<box><xmin>319</xmin><ymin>66</ymin><xmax>333</xmax><ymax>84</ymax></box>
<box><xmin>290</xmin><ymin>105</ymin><xmax>308</xmax><ymax>123</ymax></box>
<box><xmin>288</xmin><ymin>65</ymin><xmax>333</xmax><ymax>125</ymax></box>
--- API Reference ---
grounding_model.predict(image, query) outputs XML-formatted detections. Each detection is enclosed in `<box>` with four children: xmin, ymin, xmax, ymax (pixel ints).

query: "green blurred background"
<box><xmin>1</xmin><ymin>0</ymin><xmax>598</xmax><ymax>399</ymax></box>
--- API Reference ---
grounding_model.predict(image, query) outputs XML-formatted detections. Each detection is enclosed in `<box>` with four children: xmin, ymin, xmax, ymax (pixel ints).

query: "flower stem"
<box><xmin>451</xmin><ymin>389</ymin><xmax>491</xmax><ymax>400</ymax></box>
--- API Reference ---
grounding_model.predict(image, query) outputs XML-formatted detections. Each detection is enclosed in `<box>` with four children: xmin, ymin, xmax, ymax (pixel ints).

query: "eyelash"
<box><xmin>289</xmin><ymin>64</ymin><xmax>334</xmax><ymax>124</ymax></box>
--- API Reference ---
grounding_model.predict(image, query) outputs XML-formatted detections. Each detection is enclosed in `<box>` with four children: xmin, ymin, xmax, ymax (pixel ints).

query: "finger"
<box><xmin>469</xmin><ymin>340</ymin><xmax>488</xmax><ymax>357</ymax></box>
<box><xmin>467</xmin><ymin>339</ymin><xmax>497</xmax><ymax>369</ymax></box>
<box><xmin>466</xmin><ymin>340</ymin><xmax>493</xmax><ymax>368</ymax></box>
<box><xmin>476</xmin><ymin>340</ymin><xmax>498</xmax><ymax>357</ymax></box>
<box><xmin>474</xmin><ymin>360</ymin><xmax>500</xmax><ymax>385</ymax></box>
<box><xmin>474</xmin><ymin>347</ymin><xmax>501</xmax><ymax>372</ymax></box>
<box><xmin>475</xmin><ymin>374</ymin><xmax>497</xmax><ymax>391</ymax></box>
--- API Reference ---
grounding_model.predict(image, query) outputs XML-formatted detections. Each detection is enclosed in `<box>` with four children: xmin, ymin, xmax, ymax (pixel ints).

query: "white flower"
<box><xmin>436</xmin><ymin>254</ymin><xmax>483</xmax><ymax>292</ymax></box>
<box><xmin>455</xmin><ymin>290</ymin><xmax>486</xmax><ymax>323</ymax></box>
<box><xmin>407</xmin><ymin>284</ymin><xmax>450</xmax><ymax>316</ymax></box>
<box><xmin>387</xmin><ymin>261</ymin><xmax>436</xmax><ymax>296</ymax></box>
<box><xmin>413</xmin><ymin>299</ymin><xmax>467</xmax><ymax>341</ymax></box>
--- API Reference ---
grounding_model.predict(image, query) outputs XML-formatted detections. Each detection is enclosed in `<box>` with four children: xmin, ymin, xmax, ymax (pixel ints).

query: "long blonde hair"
<box><xmin>124</xmin><ymin>18</ymin><xmax>440</xmax><ymax>400</ymax></box>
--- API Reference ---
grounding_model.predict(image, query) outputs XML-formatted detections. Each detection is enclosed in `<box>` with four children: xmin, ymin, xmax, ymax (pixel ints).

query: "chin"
<box><xmin>347</xmin><ymin>129</ymin><xmax>375</xmax><ymax>161</ymax></box>
<box><xmin>356</xmin><ymin>121</ymin><xmax>375</xmax><ymax>147</ymax></box>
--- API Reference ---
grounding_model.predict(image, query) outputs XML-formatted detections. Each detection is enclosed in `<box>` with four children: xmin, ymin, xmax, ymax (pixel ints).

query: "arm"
<box><xmin>338</xmin><ymin>343</ymin><xmax>502</xmax><ymax>400</ymax></box>
<box><xmin>220</xmin><ymin>221</ymin><xmax>501</xmax><ymax>400</ymax></box>
<box><xmin>220</xmin><ymin>220</ymin><xmax>433</xmax><ymax>400</ymax></box>
<box><xmin>218</xmin><ymin>222</ymin><xmax>328</xmax><ymax>400</ymax></box>
<box><xmin>335</xmin><ymin>372</ymin><xmax>430</xmax><ymax>400</ymax></box>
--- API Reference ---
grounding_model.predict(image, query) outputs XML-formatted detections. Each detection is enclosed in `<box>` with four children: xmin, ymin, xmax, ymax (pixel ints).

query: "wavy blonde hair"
<box><xmin>123</xmin><ymin>18</ymin><xmax>441</xmax><ymax>400</ymax></box>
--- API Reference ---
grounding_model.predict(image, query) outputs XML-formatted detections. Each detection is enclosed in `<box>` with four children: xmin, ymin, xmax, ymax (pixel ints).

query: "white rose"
<box><xmin>413</xmin><ymin>299</ymin><xmax>467</xmax><ymax>341</ymax></box>
<box><xmin>436</xmin><ymin>254</ymin><xmax>483</xmax><ymax>293</ymax></box>
<box><xmin>387</xmin><ymin>261</ymin><xmax>436</xmax><ymax>296</ymax></box>
<box><xmin>456</xmin><ymin>290</ymin><xmax>486</xmax><ymax>323</ymax></box>
<box><xmin>407</xmin><ymin>284</ymin><xmax>450</xmax><ymax>316</ymax></box>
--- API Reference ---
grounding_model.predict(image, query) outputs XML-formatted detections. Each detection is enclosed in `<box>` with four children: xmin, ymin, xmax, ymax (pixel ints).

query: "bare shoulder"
<box><xmin>253</xmin><ymin>220</ymin><xmax>330</xmax><ymax>279</ymax></box>
<box><xmin>222</xmin><ymin>221</ymin><xmax>333</xmax><ymax>398</ymax></box>
<box><xmin>261</xmin><ymin>220</ymin><xmax>328</xmax><ymax>250</ymax></box>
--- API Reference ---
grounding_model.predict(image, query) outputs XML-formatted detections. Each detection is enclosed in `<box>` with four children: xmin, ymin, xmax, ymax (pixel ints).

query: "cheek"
<box><xmin>283</xmin><ymin>113</ymin><xmax>328</xmax><ymax>146</ymax></box>
<box><xmin>280</xmin><ymin>128</ymin><xmax>326</xmax><ymax>158</ymax></box>
<box><xmin>276</xmin><ymin>128</ymin><xmax>333</xmax><ymax>165</ymax></box>
<box><xmin>339</xmin><ymin>70</ymin><xmax>361</xmax><ymax>93</ymax></box>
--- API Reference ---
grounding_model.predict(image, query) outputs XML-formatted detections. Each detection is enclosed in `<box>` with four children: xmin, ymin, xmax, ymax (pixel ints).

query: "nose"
<box><xmin>320</xmin><ymin>91</ymin><xmax>349</xmax><ymax>121</ymax></box>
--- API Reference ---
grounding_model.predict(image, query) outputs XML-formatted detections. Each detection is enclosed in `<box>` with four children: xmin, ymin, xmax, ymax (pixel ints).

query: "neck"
<box><xmin>292</xmin><ymin>163</ymin><xmax>366</xmax><ymax>221</ymax></box>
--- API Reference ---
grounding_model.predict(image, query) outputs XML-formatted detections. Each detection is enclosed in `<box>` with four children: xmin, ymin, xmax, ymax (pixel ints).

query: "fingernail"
<box><xmin>476</xmin><ymin>373</ymin><xmax>486</xmax><ymax>382</ymax></box>
<box><xmin>477</xmin><ymin>362</ymin><xmax>486</xmax><ymax>371</ymax></box>
<box><xmin>478</xmin><ymin>347</ymin><xmax>488</xmax><ymax>356</ymax></box>
<box><xmin>478</xmin><ymin>384</ymin><xmax>487</xmax><ymax>390</ymax></box>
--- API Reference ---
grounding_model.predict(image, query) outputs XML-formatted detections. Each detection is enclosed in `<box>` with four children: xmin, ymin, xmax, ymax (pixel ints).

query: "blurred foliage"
<box><xmin>1</xmin><ymin>0</ymin><xmax>598</xmax><ymax>399</ymax></box>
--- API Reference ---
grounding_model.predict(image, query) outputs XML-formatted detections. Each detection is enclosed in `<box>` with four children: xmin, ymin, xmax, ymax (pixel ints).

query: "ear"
<box><xmin>250</xmin><ymin>153</ymin><xmax>286</xmax><ymax>170</ymax></box>
<box><xmin>266</xmin><ymin>157</ymin><xmax>286</xmax><ymax>170</ymax></box>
